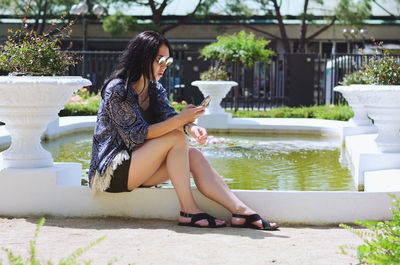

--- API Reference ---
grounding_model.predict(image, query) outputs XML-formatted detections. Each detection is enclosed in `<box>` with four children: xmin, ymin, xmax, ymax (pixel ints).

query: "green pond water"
<box><xmin>37</xmin><ymin>132</ymin><xmax>355</xmax><ymax>191</ymax></box>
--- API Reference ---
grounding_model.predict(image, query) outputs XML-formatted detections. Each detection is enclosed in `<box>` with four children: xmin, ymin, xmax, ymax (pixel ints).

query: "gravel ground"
<box><xmin>0</xmin><ymin>217</ymin><xmax>366</xmax><ymax>265</ymax></box>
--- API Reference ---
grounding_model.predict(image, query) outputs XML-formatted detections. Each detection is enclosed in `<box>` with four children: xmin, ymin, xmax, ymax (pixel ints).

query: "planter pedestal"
<box><xmin>344</xmin><ymin>134</ymin><xmax>400</xmax><ymax>190</ymax></box>
<box><xmin>336</xmin><ymin>85</ymin><xmax>400</xmax><ymax>191</ymax></box>
<box><xmin>334</xmin><ymin>86</ymin><xmax>377</xmax><ymax>143</ymax></box>
<box><xmin>191</xmin><ymin>80</ymin><xmax>237</xmax><ymax>129</ymax></box>
<box><xmin>0</xmin><ymin>76</ymin><xmax>91</xmax><ymax>168</ymax></box>
<box><xmin>349</xmin><ymin>85</ymin><xmax>400</xmax><ymax>153</ymax></box>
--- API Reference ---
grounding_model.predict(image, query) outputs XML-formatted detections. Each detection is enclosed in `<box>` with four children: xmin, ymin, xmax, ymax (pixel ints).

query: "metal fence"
<box><xmin>68</xmin><ymin>50</ymin><xmax>375</xmax><ymax>109</ymax></box>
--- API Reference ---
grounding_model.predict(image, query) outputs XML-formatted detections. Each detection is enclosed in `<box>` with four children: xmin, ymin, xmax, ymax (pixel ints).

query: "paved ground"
<box><xmin>0</xmin><ymin>217</ymin><xmax>365</xmax><ymax>265</ymax></box>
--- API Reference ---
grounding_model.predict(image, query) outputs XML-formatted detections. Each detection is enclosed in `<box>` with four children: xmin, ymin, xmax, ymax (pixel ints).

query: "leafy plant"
<box><xmin>226</xmin><ymin>104</ymin><xmax>353</xmax><ymax>121</ymax></box>
<box><xmin>0</xmin><ymin>17</ymin><xmax>78</xmax><ymax>76</ymax></box>
<box><xmin>102</xmin><ymin>11</ymin><xmax>138</xmax><ymax>37</ymax></box>
<box><xmin>339</xmin><ymin>194</ymin><xmax>400</xmax><ymax>264</ymax></box>
<box><xmin>359</xmin><ymin>42</ymin><xmax>400</xmax><ymax>85</ymax></box>
<box><xmin>60</xmin><ymin>96</ymin><xmax>100</xmax><ymax>116</ymax></box>
<box><xmin>340</xmin><ymin>71</ymin><xmax>366</xmax><ymax>85</ymax></box>
<box><xmin>199</xmin><ymin>30</ymin><xmax>274</xmax><ymax>80</ymax></box>
<box><xmin>0</xmin><ymin>218</ymin><xmax>108</xmax><ymax>265</ymax></box>
<box><xmin>200</xmin><ymin>65</ymin><xmax>228</xmax><ymax>81</ymax></box>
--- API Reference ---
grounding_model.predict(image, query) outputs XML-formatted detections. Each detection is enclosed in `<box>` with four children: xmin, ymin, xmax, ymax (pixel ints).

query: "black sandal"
<box><xmin>231</xmin><ymin>213</ymin><xmax>279</xmax><ymax>231</ymax></box>
<box><xmin>178</xmin><ymin>211</ymin><xmax>226</xmax><ymax>228</ymax></box>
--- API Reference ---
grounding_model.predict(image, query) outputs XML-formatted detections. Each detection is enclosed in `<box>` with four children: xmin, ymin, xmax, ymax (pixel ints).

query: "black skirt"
<box><xmin>105</xmin><ymin>157</ymin><xmax>132</xmax><ymax>193</ymax></box>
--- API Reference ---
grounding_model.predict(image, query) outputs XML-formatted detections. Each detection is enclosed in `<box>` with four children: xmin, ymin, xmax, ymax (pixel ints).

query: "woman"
<box><xmin>88</xmin><ymin>31</ymin><xmax>278</xmax><ymax>230</ymax></box>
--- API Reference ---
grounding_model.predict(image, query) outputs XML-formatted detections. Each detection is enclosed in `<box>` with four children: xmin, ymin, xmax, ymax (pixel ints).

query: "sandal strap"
<box><xmin>232</xmin><ymin>213</ymin><xmax>262</xmax><ymax>224</ymax></box>
<box><xmin>191</xmin><ymin>213</ymin><xmax>216</xmax><ymax>227</ymax></box>
<box><xmin>180</xmin><ymin>211</ymin><xmax>217</xmax><ymax>227</ymax></box>
<box><xmin>180</xmin><ymin>211</ymin><xmax>193</xmax><ymax>218</ymax></box>
<box><xmin>261</xmin><ymin>218</ymin><xmax>273</xmax><ymax>229</ymax></box>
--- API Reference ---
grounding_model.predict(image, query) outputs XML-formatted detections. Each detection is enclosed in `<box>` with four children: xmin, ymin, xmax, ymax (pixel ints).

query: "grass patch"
<box><xmin>58</xmin><ymin>95</ymin><xmax>353</xmax><ymax>121</ymax></box>
<box><xmin>226</xmin><ymin>105</ymin><xmax>353</xmax><ymax>121</ymax></box>
<box><xmin>59</xmin><ymin>97</ymin><xmax>100</xmax><ymax>117</ymax></box>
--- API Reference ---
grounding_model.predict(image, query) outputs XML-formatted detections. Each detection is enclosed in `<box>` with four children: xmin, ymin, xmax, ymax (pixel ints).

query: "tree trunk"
<box><xmin>298</xmin><ymin>0</ymin><xmax>309</xmax><ymax>52</ymax></box>
<box><xmin>38</xmin><ymin>0</ymin><xmax>48</xmax><ymax>35</ymax></box>
<box><xmin>272</xmin><ymin>0</ymin><xmax>290</xmax><ymax>53</ymax></box>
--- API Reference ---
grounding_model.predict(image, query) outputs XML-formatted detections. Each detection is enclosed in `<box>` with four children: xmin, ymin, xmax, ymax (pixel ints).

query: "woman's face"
<box><xmin>152</xmin><ymin>44</ymin><xmax>172</xmax><ymax>81</ymax></box>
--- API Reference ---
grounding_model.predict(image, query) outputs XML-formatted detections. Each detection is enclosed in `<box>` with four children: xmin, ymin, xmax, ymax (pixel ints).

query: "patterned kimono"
<box><xmin>88</xmin><ymin>78</ymin><xmax>177</xmax><ymax>193</ymax></box>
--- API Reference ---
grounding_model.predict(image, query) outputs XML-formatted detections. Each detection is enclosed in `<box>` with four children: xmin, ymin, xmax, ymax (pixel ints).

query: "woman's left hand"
<box><xmin>190</xmin><ymin>125</ymin><xmax>207</xmax><ymax>145</ymax></box>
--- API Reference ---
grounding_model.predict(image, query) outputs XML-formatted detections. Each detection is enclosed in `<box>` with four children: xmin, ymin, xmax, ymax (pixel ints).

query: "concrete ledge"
<box><xmin>365</xmin><ymin>169</ymin><xmax>400</xmax><ymax>192</ymax></box>
<box><xmin>1</xmin><ymin>117</ymin><xmax>398</xmax><ymax>224</ymax></box>
<box><xmin>341</xmin><ymin>124</ymin><xmax>377</xmax><ymax>143</ymax></box>
<box><xmin>345</xmin><ymin>134</ymin><xmax>400</xmax><ymax>190</ymax></box>
<box><xmin>0</xmin><ymin>164</ymin><xmax>397</xmax><ymax>225</ymax></box>
<box><xmin>208</xmin><ymin>118</ymin><xmax>347</xmax><ymax>136</ymax></box>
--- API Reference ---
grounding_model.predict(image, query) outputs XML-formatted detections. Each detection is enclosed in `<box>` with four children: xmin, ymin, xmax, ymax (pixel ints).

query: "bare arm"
<box><xmin>146</xmin><ymin>105</ymin><xmax>205</xmax><ymax>139</ymax></box>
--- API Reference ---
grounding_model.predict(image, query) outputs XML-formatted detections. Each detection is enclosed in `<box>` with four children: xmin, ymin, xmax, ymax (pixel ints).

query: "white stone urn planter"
<box><xmin>334</xmin><ymin>85</ymin><xmax>373</xmax><ymax>126</ymax></box>
<box><xmin>336</xmin><ymin>85</ymin><xmax>400</xmax><ymax>153</ymax></box>
<box><xmin>191</xmin><ymin>80</ymin><xmax>237</xmax><ymax>115</ymax></box>
<box><xmin>191</xmin><ymin>80</ymin><xmax>238</xmax><ymax>129</ymax></box>
<box><xmin>0</xmin><ymin>76</ymin><xmax>91</xmax><ymax>168</ymax></box>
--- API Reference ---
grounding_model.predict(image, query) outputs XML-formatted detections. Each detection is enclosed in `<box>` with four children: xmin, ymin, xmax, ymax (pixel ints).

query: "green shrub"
<box><xmin>0</xmin><ymin>21</ymin><xmax>78</xmax><ymax>76</ymax></box>
<box><xmin>60</xmin><ymin>97</ymin><xmax>100</xmax><ymax>116</ymax></box>
<box><xmin>59</xmin><ymin>99</ymin><xmax>352</xmax><ymax>122</ymax></box>
<box><xmin>200</xmin><ymin>65</ymin><xmax>229</xmax><ymax>81</ymax></box>
<box><xmin>0</xmin><ymin>218</ymin><xmax>107</xmax><ymax>265</ymax></box>
<box><xmin>360</xmin><ymin>42</ymin><xmax>400</xmax><ymax>85</ymax></box>
<box><xmin>199</xmin><ymin>30</ymin><xmax>274</xmax><ymax>80</ymax></box>
<box><xmin>225</xmin><ymin>105</ymin><xmax>353</xmax><ymax>121</ymax></box>
<box><xmin>341</xmin><ymin>42</ymin><xmax>400</xmax><ymax>86</ymax></box>
<box><xmin>340</xmin><ymin>71</ymin><xmax>366</xmax><ymax>85</ymax></box>
<box><xmin>339</xmin><ymin>194</ymin><xmax>400</xmax><ymax>264</ymax></box>
<box><xmin>200</xmin><ymin>30</ymin><xmax>274</xmax><ymax>67</ymax></box>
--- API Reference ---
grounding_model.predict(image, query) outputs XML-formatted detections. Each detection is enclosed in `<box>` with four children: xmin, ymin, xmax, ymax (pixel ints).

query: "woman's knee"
<box><xmin>164</xmin><ymin>129</ymin><xmax>188</xmax><ymax>147</ymax></box>
<box><xmin>189</xmin><ymin>148</ymin><xmax>207</xmax><ymax>168</ymax></box>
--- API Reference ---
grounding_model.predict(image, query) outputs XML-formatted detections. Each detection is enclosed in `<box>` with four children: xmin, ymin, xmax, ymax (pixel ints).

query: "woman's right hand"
<box><xmin>178</xmin><ymin>104</ymin><xmax>205</xmax><ymax>124</ymax></box>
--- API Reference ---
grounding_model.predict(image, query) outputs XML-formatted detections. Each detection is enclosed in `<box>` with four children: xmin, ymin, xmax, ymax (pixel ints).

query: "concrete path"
<box><xmin>0</xmin><ymin>217</ymin><xmax>365</xmax><ymax>265</ymax></box>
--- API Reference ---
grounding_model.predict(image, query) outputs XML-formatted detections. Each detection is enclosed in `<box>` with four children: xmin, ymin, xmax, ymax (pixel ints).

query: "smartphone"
<box><xmin>200</xmin><ymin>95</ymin><xmax>212</xmax><ymax>107</ymax></box>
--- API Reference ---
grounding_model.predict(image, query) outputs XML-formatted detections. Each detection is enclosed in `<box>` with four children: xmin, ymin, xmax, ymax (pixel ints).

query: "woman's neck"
<box><xmin>131</xmin><ymin>76</ymin><xmax>147</xmax><ymax>95</ymax></box>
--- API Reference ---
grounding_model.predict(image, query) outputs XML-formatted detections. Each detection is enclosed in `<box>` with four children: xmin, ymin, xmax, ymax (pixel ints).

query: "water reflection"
<box><xmin>38</xmin><ymin>132</ymin><xmax>354</xmax><ymax>191</ymax></box>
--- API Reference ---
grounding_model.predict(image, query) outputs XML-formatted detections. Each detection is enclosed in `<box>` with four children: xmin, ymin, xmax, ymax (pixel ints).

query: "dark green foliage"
<box><xmin>335</xmin><ymin>0</ymin><xmax>372</xmax><ymax>26</ymax></box>
<box><xmin>102</xmin><ymin>11</ymin><xmax>138</xmax><ymax>37</ymax></box>
<box><xmin>339</xmin><ymin>194</ymin><xmax>400</xmax><ymax>264</ymax></box>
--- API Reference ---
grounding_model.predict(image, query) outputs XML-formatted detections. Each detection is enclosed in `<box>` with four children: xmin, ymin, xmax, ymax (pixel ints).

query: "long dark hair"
<box><xmin>101</xmin><ymin>31</ymin><xmax>171</xmax><ymax>96</ymax></box>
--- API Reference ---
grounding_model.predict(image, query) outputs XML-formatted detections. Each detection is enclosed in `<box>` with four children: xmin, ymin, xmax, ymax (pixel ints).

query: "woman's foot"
<box><xmin>231</xmin><ymin>209</ymin><xmax>279</xmax><ymax>230</ymax></box>
<box><xmin>178</xmin><ymin>211</ymin><xmax>226</xmax><ymax>228</ymax></box>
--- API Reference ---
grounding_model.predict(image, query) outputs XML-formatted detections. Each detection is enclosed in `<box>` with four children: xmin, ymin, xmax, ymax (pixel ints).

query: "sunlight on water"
<box><xmin>38</xmin><ymin>132</ymin><xmax>354</xmax><ymax>191</ymax></box>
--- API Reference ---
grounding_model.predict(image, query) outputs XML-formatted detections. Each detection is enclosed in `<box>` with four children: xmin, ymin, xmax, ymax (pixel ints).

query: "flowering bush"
<box><xmin>359</xmin><ymin>42</ymin><xmax>400</xmax><ymax>85</ymax></box>
<box><xmin>0</xmin><ymin>18</ymin><xmax>78</xmax><ymax>76</ymax></box>
<box><xmin>342</xmin><ymin>42</ymin><xmax>400</xmax><ymax>85</ymax></box>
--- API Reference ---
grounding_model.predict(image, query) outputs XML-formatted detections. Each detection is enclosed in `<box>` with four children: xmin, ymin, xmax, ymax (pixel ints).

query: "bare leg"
<box><xmin>189</xmin><ymin>148</ymin><xmax>278</xmax><ymax>229</ymax></box>
<box><xmin>127</xmin><ymin>130</ymin><xmax>225</xmax><ymax>227</ymax></box>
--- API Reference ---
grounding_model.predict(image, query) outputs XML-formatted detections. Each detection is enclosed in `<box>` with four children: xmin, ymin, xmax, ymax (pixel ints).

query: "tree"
<box><xmin>101</xmin><ymin>0</ymin><xmax>215</xmax><ymax>36</ymax></box>
<box><xmin>223</xmin><ymin>0</ymin><xmax>398</xmax><ymax>53</ymax></box>
<box><xmin>0</xmin><ymin>0</ymin><xmax>79</xmax><ymax>35</ymax></box>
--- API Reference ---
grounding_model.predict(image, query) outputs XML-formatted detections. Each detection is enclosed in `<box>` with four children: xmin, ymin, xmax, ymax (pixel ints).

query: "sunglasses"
<box><xmin>157</xmin><ymin>56</ymin><xmax>173</xmax><ymax>67</ymax></box>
